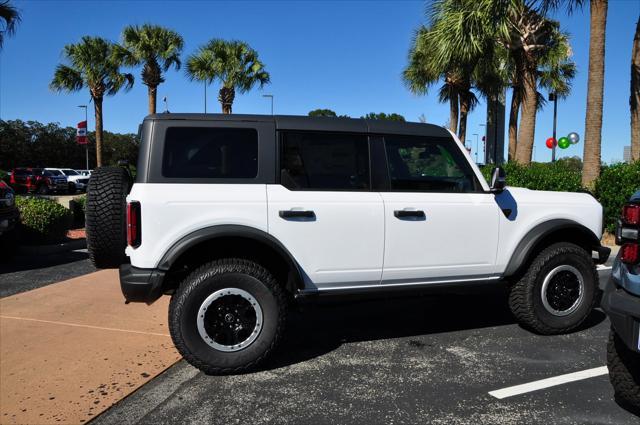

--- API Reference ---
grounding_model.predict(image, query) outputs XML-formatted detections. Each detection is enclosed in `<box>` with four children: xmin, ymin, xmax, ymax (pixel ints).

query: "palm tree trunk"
<box><xmin>515</xmin><ymin>63</ymin><xmax>537</xmax><ymax>165</ymax></box>
<box><xmin>148</xmin><ymin>85</ymin><xmax>157</xmax><ymax>115</ymax></box>
<box><xmin>219</xmin><ymin>87</ymin><xmax>235</xmax><ymax>114</ymax></box>
<box><xmin>508</xmin><ymin>88</ymin><xmax>520</xmax><ymax>162</ymax></box>
<box><xmin>582</xmin><ymin>0</ymin><xmax>608</xmax><ymax>187</ymax></box>
<box><xmin>94</xmin><ymin>97</ymin><xmax>103</xmax><ymax>167</ymax></box>
<box><xmin>449</xmin><ymin>94</ymin><xmax>459</xmax><ymax>134</ymax></box>
<box><xmin>631</xmin><ymin>17</ymin><xmax>640</xmax><ymax>161</ymax></box>
<box><xmin>458</xmin><ymin>93</ymin><xmax>469</xmax><ymax>144</ymax></box>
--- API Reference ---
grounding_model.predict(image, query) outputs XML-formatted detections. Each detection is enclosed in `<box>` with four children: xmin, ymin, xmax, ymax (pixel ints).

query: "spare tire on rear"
<box><xmin>86</xmin><ymin>167</ymin><xmax>131</xmax><ymax>268</ymax></box>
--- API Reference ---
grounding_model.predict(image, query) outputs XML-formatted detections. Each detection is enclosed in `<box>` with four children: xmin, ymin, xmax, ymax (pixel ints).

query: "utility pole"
<box><xmin>262</xmin><ymin>94</ymin><xmax>274</xmax><ymax>115</ymax></box>
<box><xmin>473</xmin><ymin>133</ymin><xmax>479</xmax><ymax>164</ymax></box>
<box><xmin>204</xmin><ymin>82</ymin><xmax>207</xmax><ymax>113</ymax></box>
<box><xmin>78</xmin><ymin>105</ymin><xmax>88</xmax><ymax>170</ymax></box>
<box><xmin>550</xmin><ymin>92</ymin><xmax>558</xmax><ymax>162</ymax></box>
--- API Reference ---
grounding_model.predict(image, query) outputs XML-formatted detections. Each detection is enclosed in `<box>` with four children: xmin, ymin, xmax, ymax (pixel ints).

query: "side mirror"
<box><xmin>490</xmin><ymin>166</ymin><xmax>506</xmax><ymax>193</ymax></box>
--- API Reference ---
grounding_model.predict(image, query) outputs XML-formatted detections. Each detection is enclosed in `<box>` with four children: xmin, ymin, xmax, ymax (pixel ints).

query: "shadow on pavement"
<box><xmin>0</xmin><ymin>250</ymin><xmax>90</xmax><ymax>274</ymax></box>
<box><xmin>256</xmin><ymin>287</ymin><xmax>604</xmax><ymax>371</ymax></box>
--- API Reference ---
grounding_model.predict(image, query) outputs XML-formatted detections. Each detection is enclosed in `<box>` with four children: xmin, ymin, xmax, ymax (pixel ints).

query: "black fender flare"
<box><xmin>157</xmin><ymin>224</ymin><xmax>304</xmax><ymax>285</ymax></box>
<box><xmin>503</xmin><ymin>219</ymin><xmax>601</xmax><ymax>277</ymax></box>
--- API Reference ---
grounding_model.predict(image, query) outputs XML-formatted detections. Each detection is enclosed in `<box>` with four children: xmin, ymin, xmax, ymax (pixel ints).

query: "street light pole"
<box><xmin>262</xmin><ymin>94</ymin><xmax>274</xmax><ymax>115</ymax></box>
<box><xmin>479</xmin><ymin>124</ymin><xmax>487</xmax><ymax>164</ymax></box>
<box><xmin>78</xmin><ymin>105</ymin><xmax>88</xmax><ymax>170</ymax></box>
<box><xmin>550</xmin><ymin>92</ymin><xmax>558</xmax><ymax>162</ymax></box>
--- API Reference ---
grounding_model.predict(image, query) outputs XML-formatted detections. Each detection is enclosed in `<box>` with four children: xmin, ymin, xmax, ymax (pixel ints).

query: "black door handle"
<box><xmin>279</xmin><ymin>210</ymin><xmax>316</xmax><ymax>219</ymax></box>
<box><xmin>394</xmin><ymin>210</ymin><xmax>425</xmax><ymax>219</ymax></box>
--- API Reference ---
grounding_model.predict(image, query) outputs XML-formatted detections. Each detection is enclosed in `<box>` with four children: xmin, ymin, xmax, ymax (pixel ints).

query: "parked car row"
<box><xmin>7</xmin><ymin>168</ymin><xmax>92</xmax><ymax>195</ymax></box>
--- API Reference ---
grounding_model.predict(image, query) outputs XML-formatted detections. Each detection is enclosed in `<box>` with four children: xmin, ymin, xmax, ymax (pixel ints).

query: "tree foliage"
<box><xmin>361</xmin><ymin>112</ymin><xmax>406</xmax><ymax>121</ymax></box>
<box><xmin>0</xmin><ymin>120</ymin><xmax>138</xmax><ymax>170</ymax></box>
<box><xmin>0</xmin><ymin>0</ymin><xmax>20</xmax><ymax>49</ymax></box>
<box><xmin>186</xmin><ymin>39</ymin><xmax>269</xmax><ymax>114</ymax></box>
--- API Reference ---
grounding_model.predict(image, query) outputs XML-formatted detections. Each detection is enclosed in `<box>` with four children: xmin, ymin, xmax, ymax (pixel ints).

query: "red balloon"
<box><xmin>546</xmin><ymin>137</ymin><xmax>557</xmax><ymax>149</ymax></box>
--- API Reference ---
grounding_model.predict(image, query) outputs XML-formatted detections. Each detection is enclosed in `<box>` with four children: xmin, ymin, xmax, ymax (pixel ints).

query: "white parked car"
<box><xmin>85</xmin><ymin>114</ymin><xmax>610</xmax><ymax>375</ymax></box>
<box><xmin>45</xmin><ymin>168</ymin><xmax>90</xmax><ymax>192</ymax></box>
<box><xmin>76</xmin><ymin>169</ymin><xmax>92</xmax><ymax>177</ymax></box>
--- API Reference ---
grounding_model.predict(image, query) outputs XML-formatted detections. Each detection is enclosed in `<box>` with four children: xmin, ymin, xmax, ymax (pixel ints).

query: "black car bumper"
<box><xmin>119</xmin><ymin>264</ymin><xmax>166</xmax><ymax>304</ymax></box>
<box><xmin>601</xmin><ymin>277</ymin><xmax>640</xmax><ymax>353</ymax></box>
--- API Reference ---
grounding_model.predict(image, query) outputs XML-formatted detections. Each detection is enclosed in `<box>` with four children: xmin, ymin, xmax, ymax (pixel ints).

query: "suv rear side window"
<box><xmin>280</xmin><ymin>132</ymin><xmax>370</xmax><ymax>191</ymax></box>
<box><xmin>384</xmin><ymin>135</ymin><xmax>479</xmax><ymax>193</ymax></box>
<box><xmin>162</xmin><ymin>127</ymin><xmax>258</xmax><ymax>178</ymax></box>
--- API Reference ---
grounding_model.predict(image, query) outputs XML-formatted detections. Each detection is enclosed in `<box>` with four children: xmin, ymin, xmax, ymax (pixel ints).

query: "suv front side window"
<box><xmin>280</xmin><ymin>132</ymin><xmax>370</xmax><ymax>191</ymax></box>
<box><xmin>383</xmin><ymin>135</ymin><xmax>479</xmax><ymax>193</ymax></box>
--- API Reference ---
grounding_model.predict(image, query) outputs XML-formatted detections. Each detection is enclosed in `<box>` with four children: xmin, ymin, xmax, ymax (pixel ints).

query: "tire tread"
<box><xmin>169</xmin><ymin>258</ymin><xmax>286</xmax><ymax>375</ymax></box>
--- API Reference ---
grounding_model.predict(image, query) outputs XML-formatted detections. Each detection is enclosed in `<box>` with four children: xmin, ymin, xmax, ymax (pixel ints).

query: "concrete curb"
<box><xmin>17</xmin><ymin>238</ymin><xmax>86</xmax><ymax>256</ymax></box>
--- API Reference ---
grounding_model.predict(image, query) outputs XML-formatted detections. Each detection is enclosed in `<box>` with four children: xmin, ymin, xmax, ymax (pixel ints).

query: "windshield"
<box><xmin>62</xmin><ymin>169</ymin><xmax>79</xmax><ymax>175</ymax></box>
<box><xmin>46</xmin><ymin>170</ymin><xmax>63</xmax><ymax>176</ymax></box>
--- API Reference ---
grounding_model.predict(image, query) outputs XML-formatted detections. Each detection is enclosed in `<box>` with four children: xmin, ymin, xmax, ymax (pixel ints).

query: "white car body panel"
<box><xmin>381</xmin><ymin>192</ymin><xmax>500</xmax><ymax>282</ymax></box>
<box><xmin>266</xmin><ymin>184</ymin><xmax>384</xmax><ymax>288</ymax></box>
<box><xmin>126</xmin><ymin>184</ymin><xmax>268</xmax><ymax>269</ymax></box>
<box><xmin>492</xmin><ymin>187</ymin><xmax>603</xmax><ymax>271</ymax></box>
<box><xmin>45</xmin><ymin>168</ymin><xmax>89</xmax><ymax>189</ymax></box>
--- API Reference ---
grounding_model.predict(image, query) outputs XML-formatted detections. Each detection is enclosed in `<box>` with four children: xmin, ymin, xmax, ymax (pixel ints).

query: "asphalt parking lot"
<box><xmin>2</xmin><ymin>253</ymin><xmax>638</xmax><ymax>424</ymax></box>
<box><xmin>93</xmin><ymin>266</ymin><xmax>638</xmax><ymax>425</ymax></box>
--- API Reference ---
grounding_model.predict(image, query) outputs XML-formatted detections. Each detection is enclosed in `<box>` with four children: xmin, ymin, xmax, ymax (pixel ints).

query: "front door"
<box><xmin>267</xmin><ymin>131</ymin><xmax>384</xmax><ymax>289</ymax></box>
<box><xmin>380</xmin><ymin>134</ymin><xmax>500</xmax><ymax>284</ymax></box>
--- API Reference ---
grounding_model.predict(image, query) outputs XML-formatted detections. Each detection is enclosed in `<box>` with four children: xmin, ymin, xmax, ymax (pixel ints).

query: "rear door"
<box><xmin>379</xmin><ymin>134</ymin><xmax>500</xmax><ymax>283</ymax></box>
<box><xmin>267</xmin><ymin>131</ymin><xmax>384</xmax><ymax>289</ymax></box>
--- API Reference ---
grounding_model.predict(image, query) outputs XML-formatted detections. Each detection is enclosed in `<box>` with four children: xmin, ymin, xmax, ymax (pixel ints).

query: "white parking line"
<box><xmin>597</xmin><ymin>265</ymin><xmax>612</xmax><ymax>271</ymax></box>
<box><xmin>488</xmin><ymin>366</ymin><xmax>608</xmax><ymax>399</ymax></box>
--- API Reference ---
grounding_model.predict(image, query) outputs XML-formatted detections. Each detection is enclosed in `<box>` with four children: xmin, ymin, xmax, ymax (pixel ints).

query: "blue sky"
<box><xmin>1</xmin><ymin>0</ymin><xmax>639</xmax><ymax>163</ymax></box>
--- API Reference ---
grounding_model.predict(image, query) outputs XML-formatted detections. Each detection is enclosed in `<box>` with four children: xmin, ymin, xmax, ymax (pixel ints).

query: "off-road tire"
<box><xmin>508</xmin><ymin>242</ymin><xmax>597</xmax><ymax>335</ymax></box>
<box><xmin>86</xmin><ymin>167</ymin><xmax>130</xmax><ymax>269</ymax></box>
<box><xmin>169</xmin><ymin>259</ymin><xmax>286</xmax><ymax>375</ymax></box>
<box><xmin>607</xmin><ymin>328</ymin><xmax>640</xmax><ymax>411</ymax></box>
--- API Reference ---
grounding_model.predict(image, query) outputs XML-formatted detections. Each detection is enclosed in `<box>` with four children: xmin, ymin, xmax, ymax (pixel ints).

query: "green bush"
<box><xmin>480</xmin><ymin>161</ymin><xmax>583</xmax><ymax>192</ymax></box>
<box><xmin>15</xmin><ymin>196</ymin><xmax>72</xmax><ymax>244</ymax></box>
<box><xmin>594</xmin><ymin>161</ymin><xmax>640</xmax><ymax>233</ymax></box>
<box><xmin>71</xmin><ymin>195</ymin><xmax>87</xmax><ymax>227</ymax></box>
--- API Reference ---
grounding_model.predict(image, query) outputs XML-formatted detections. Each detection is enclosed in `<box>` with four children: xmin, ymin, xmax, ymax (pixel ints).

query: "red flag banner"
<box><xmin>77</xmin><ymin>121</ymin><xmax>88</xmax><ymax>145</ymax></box>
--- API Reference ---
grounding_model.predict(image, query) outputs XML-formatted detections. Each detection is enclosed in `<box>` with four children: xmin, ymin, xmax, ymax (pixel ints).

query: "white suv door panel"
<box><xmin>267</xmin><ymin>186</ymin><xmax>384</xmax><ymax>288</ymax></box>
<box><xmin>380</xmin><ymin>134</ymin><xmax>500</xmax><ymax>283</ymax></box>
<box><xmin>381</xmin><ymin>192</ymin><xmax>500</xmax><ymax>282</ymax></box>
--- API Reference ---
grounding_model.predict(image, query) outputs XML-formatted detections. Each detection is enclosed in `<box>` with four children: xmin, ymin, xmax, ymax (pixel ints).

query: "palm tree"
<box><xmin>186</xmin><ymin>39</ymin><xmax>270</xmax><ymax>114</ymax></box>
<box><xmin>0</xmin><ymin>0</ymin><xmax>20</xmax><ymax>49</ymax></box>
<box><xmin>631</xmin><ymin>18</ymin><xmax>640</xmax><ymax>161</ymax></box>
<box><xmin>50</xmin><ymin>36</ymin><xmax>133</xmax><ymax>167</ymax></box>
<box><xmin>542</xmin><ymin>0</ymin><xmax>608</xmax><ymax>186</ymax></box>
<box><xmin>508</xmin><ymin>26</ymin><xmax>575</xmax><ymax>162</ymax></box>
<box><xmin>116</xmin><ymin>24</ymin><xmax>183</xmax><ymax>114</ymax></box>
<box><xmin>403</xmin><ymin>26</ymin><xmax>472</xmax><ymax>138</ymax></box>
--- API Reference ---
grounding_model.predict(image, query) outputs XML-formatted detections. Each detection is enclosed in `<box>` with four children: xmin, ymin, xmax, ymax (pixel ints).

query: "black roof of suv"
<box><xmin>142</xmin><ymin>113</ymin><xmax>451</xmax><ymax>138</ymax></box>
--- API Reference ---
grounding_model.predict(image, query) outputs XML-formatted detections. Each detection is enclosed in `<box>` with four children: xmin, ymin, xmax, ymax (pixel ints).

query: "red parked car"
<box><xmin>9</xmin><ymin>168</ymin><xmax>67</xmax><ymax>194</ymax></box>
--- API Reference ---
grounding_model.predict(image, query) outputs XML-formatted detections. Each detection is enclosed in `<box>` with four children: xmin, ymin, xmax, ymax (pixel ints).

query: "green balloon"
<box><xmin>558</xmin><ymin>137</ymin><xmax>570</xmax><ymax>149</ymax></box>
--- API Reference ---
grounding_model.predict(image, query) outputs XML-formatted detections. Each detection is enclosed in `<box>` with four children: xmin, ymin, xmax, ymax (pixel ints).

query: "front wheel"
<box><xmin>169</xmin><ymin>259</ymin><xmax>286</xmax><ymax>374</ymax></box>
<box><xmin>508</xmin><ymin>242</ymin><xmax>597</xmax><ymax>335</ymax></box>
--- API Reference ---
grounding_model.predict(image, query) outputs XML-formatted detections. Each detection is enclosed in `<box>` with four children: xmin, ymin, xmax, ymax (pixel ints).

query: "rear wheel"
<box><xmin>607</xmin><ymin>328</ymin><xmax>640</xmax><ymax>411</ymax></box>
<box><xmin>86</xmin><ymin>167</ymin><xmax>130</xmax><ymax>268</ymax></box>
<box><xmin>508</xmin><ymin>242</ymin><xmax>597</xmax><ymax>335</ymax></box>
<box><xmin>169</xmin><ymin>259</ymin><xmax>286</xmax><ymax>374</ymax></box>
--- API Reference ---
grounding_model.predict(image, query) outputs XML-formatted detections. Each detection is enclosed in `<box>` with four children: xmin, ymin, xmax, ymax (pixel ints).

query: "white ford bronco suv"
<box><xmin>86</xmin><ymin>114</ymin><xmax>610</xmax><ymax>374</ymax></box>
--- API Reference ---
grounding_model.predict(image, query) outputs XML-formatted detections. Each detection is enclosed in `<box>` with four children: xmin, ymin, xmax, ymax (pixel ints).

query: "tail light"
<box><xmin>620</xmin><ymin>243</ymin><xmax>639</xmax><ymax>265</ymax></box>
<box><xmin>127</xmin><ymin>201</ymin><xmax>141</xmax><ymax>248</ymax></box>
<box><xmin>622</xmin><ymin>204</ymin><xmax>640</xmax><ymax>226</ymax></box>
